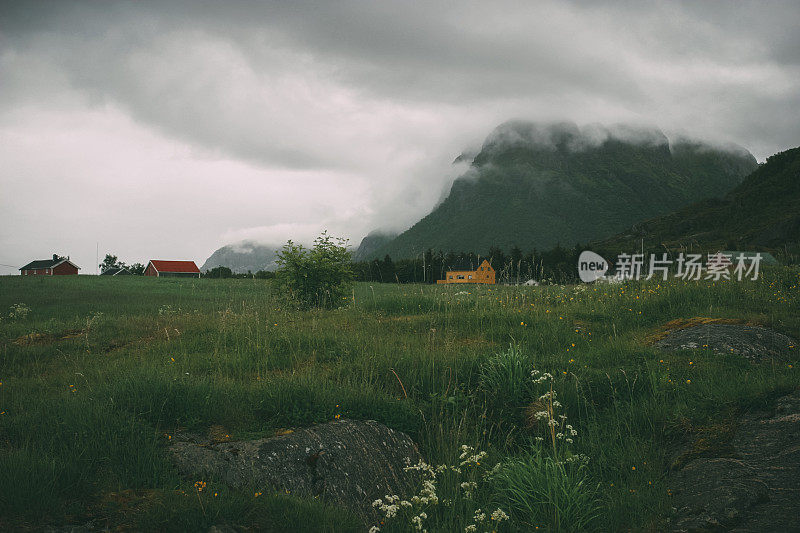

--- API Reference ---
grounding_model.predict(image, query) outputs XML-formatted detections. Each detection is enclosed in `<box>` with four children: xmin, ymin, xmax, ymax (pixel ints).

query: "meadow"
<box><xmin>1</xmin><ymin>272</ymin><xmax>798</xmax><ymax>531</ymax></box>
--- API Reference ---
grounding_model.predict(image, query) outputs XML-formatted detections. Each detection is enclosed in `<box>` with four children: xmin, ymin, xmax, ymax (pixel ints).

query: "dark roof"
<box><xmin>20</xmin><ymin>254</ymin><xmax>81</xmax><ymax>271</ymax></box>
<box><xmin>20</xmin><ymin>258</ymin><xmax>62</xmax><ymax>270</ymax></box>
<box><xmin>20</xmin><ymin>255</ymin><xmax>80</xmax><ymax>271</ymax></box>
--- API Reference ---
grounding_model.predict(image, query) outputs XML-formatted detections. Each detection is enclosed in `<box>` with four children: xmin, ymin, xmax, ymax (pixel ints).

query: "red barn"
<box><xmin>20</xmin><ymin>254</ymin><xmax>80</xmax><ymax>276</ymax></box>
<box><xmin>144</xmin><ymin>260</ymin><xmax>200</xmax><ymax>278</ymax></box>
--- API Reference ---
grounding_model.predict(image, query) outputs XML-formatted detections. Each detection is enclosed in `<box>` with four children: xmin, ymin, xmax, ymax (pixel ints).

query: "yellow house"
<box><xmin>437</xmin><ymin>259</ymin><xmax>496</xmax><ymax>284</ymax></box>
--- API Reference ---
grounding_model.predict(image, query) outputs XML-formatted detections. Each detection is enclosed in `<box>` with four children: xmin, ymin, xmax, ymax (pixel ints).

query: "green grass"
<box><xmin>0</xmin><ymin>273</ymin><xmax>798</xmax><ymax>531</ymax></box>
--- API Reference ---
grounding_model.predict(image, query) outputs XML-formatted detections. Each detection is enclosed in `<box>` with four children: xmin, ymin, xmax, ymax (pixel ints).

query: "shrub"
<box><xmin>275</xmin><ymin>232</ymin><xmax>353</xmax><ymax>308</ymax></box>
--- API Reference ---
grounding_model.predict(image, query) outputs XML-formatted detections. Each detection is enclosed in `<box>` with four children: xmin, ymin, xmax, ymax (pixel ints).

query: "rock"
<box><xmin>668</xmin><ymin>389</ymin><xmax>800</xmax><ymax>532</ymax></box>
<box><xmin>169</xmin><ymin>419</ymin><xmax>423</xmax><ymax>519</ymax></box>
<box><xmin>669</xmin><ymin>458</ymin><xmax>769</xmax><ymax>531</ymax></box>
<box><xmin>654</xmin><ymin>324</ymin><xmax>797</xmax><ymax>362</ymax></box>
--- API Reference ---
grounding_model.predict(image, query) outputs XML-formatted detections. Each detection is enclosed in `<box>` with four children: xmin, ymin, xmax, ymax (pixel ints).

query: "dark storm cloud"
<box><xmin>1</xmin><ymin>1</ymin><xmax>798</xmax><ymax>273</ymax></box>
<box><xmin>2</xmin><ymin>0</ymin><xmax>798</xmax><ymax>166</ymax></box>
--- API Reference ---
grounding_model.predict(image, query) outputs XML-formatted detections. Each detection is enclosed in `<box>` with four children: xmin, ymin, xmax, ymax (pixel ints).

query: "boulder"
<box><xmin>169</xmin><ymin>419</ymin><xmax>422</xmax><ymax>519</ymax></box>
<box><xmin>668</xmin><ymin>389</ymin><xmax>800</xmax><ymax>532</ymax></box>
<box><xmin>654</xmin><ymin>324</ymin><xmax>797</xmax><ymax>362</ymax></box>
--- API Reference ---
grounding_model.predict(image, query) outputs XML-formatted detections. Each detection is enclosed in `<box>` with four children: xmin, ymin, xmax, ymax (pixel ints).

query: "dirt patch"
<box><xmin>12</xmin><ymin>329</ymin><xmax>84</xmax><ymax>346</ymax></box>
<box><xmin>654</xmin><ymin>324</ymin><xmax>797</xmax><ymax>363</ymax></box>
<box><xmin>169</xmin><ymin>419</ymin><xmax>422</xmax><ymax>521</ymax></box>
<box><xmin>667</xmin><ymin>389</ymin><xmax>800</xmax><ymax>532</ymax></box>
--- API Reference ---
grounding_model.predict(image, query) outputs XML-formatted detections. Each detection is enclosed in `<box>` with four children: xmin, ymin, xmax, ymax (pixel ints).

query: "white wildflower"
<box><xmin>459</xmin><ymin>450</ymin><xmax>486</xmax><ymax>467</ymax></box>
<box><xmin>460</xmin><ymin>481</ymin><xmax>477</xmax><ymax>498</ymax></box>
<box><xmin>539</xmin><ymin>390</ymin><xmax>557</xmax><ymax>401</ymax></box>
<box><xmin>459</xmin><ymin>445</ymin><xmax>474</xmax><ymax>459</ymax></box>
<box><xmin>491</xmin><ymin>508</ymin><xmax>509</xmax><ymax>522</ymax></box>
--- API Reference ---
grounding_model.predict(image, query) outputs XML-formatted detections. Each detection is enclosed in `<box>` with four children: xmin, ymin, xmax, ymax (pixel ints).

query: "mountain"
<box><xmin>353</xmin><ymin>231</ymin><xmax>398</xmax><ymax>261</ymax></box>
<box><xmin>595</xmin><ymin>146</ymin><xmax>800</xmax><ymax>253</ymax></box>
<box><xmin>364</xmin><ymin>121</ymin><xmax>757</xmax><ymax>260</ymax></box>
<box><xmin>201</xmin><ymin>241</ymin><xmax>282</xmax><ymax>273</ymax></box>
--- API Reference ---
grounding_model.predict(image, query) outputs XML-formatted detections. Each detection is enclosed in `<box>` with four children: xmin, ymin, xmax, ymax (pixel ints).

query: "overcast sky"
<box><xmin>1</xmin><ymin>1</ymin><xmax>798</xmax><ymax>274</ymax></box>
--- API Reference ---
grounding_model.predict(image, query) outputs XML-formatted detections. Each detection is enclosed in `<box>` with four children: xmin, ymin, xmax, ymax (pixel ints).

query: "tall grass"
<box><xmin>495</xmin><ymin>452</ymin><xmax>601</xmax><ymax>531</ymax></box>
<box><xmin>0</xmin><ymin>270</ymin><xmax>798</xmax><ymax>530</ymax></box>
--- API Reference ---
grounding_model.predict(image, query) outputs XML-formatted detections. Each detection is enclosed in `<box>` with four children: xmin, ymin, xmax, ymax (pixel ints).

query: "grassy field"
<box><xmin>1</xmin><ymin>273</ymin><xmax>798</xmax><ymax>531</ymax></box>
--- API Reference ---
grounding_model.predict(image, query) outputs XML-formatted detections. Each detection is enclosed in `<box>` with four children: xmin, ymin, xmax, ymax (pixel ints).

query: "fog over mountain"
<box><xmin>201</xmin><ymin>241</ymin><xmax>283</xmax><ymax>273</ymax></box>
<box><xmin>1</xmin><ymin>1</ymin><xmax>798</xmax><ymax>273</ymax></box>
<box><xmin>358</xmin><ymin>120</ymin><xmax>758</xmax><ymax>260</ymax></box>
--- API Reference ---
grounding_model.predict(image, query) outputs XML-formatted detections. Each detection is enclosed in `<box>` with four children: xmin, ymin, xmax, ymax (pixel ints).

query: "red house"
<box><xmin>20</xmin><ymin>254</ymin><xmax>80</xmax><ymax>276</ymax></box>
<box><xmin>144</xmin><ymin>260</ymin><xmax>200</xmax><ymax>278</ymax></box>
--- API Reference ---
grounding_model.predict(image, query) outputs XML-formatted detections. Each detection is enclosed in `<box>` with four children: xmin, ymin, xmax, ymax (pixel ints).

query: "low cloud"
<box><xmin>1</xmin><ymin>1</ymin><xmax>798</xmax><ymax>272</ymax></box>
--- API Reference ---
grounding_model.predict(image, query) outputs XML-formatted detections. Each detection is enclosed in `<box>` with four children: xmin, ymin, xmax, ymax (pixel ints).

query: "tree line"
<box><xmin>100</xmin><ymin>240</ymin><xmax>590</xmax><ymax>284</ymax></box>
<box><xmin>202</xmin><ymin>266</ymin><xmax>276</xmax><ymax>279</ymax></box>
<box><xmin>352</xmin><ymin>244</ymin><xmax>589</xmax><ymax>284</ymax></box>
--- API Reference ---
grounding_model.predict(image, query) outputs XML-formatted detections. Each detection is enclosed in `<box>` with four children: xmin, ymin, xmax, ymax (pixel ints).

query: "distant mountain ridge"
<box><xmin>359</xmin><ymin>121</ymin><xmax>757</xmax><ymax>260</ymax></box>
<box><xmin>201</xmin><ymin>241</ymin><xmax>281</xmax><ymax>273</ymax></box>
<box><xmin>595</xmin><ymin>146</ymin><xmax>800</xmax><ymax>254</ymax></box>
<box><xmin>352</xmin><ymin>231</ymin><xmax>398</xmax><ymax>261</ymax></box>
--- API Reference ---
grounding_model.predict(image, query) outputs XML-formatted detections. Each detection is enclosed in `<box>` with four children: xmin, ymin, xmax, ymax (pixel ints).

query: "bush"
<box><xmin>275</xmin><ymin>232</ymin><xmax>353</xmax><ymax>308</ymax></box>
